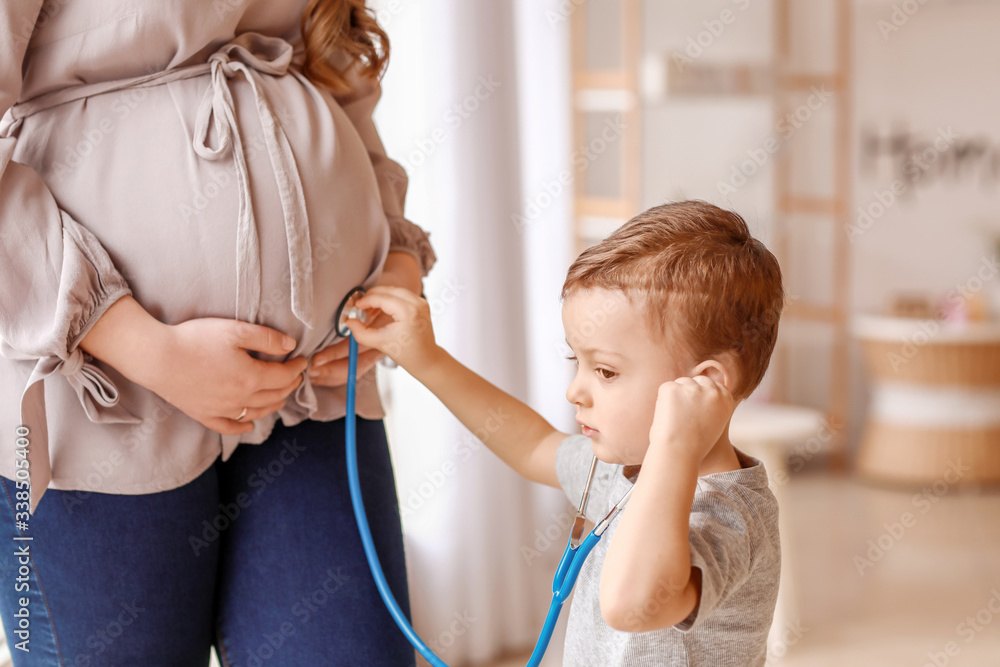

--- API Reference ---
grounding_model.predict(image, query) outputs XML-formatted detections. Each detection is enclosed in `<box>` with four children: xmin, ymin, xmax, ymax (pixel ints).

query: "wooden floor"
<box><xmin>766</xmin><ymin>473</ymin><xmax>1000</xmax><ymax>666</ymax></box>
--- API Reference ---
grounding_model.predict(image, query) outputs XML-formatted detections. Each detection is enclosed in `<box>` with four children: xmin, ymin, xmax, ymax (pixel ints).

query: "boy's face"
<box><xmin>562</xmin><ymin>287</ymin><xmax>695</xmax><ymax>466</ymax></box>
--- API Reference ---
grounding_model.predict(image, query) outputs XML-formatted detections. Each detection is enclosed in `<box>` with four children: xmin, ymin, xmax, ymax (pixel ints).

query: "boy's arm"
<box><xmin>598</xmin><ymin>437</ymin><xmax>700</xmax><ymax>632</ymax></box>
<box><xmin>411</xmin><ymin>346</ymin><xmax>567</xmax><ymax>487</ymax></box>
<box><xmin>599</xmin><ymin>376</ymin><xmax>734</xmax><ymax>633</ymax></box>
<box><xmin>345</xmin><ymin>286</ymin><xmax>570</xmax><ymax>488</ymax></box>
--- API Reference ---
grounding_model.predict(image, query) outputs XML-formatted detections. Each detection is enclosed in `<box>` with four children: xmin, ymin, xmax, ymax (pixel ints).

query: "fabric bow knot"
<box><xmin>193</xmin><ymin>32</ymin><xmax>315</xmax><ymax>330</ymax></box>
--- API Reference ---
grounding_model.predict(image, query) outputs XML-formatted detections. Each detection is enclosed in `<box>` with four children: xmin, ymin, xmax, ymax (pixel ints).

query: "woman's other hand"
<box><xmin>80</xmin><ymin>296</ymin><xmax>307</xmax><ymax>435</ymax></box>
<box><xmin>308</xmin><ymin>251</ymin><xmax>422</xmax><ymax>387</ymax></box>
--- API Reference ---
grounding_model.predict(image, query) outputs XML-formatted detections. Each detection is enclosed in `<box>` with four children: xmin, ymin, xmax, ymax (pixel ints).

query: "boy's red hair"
<box><xmin>562</xmin><ymin>200</ymin><xmax>785</xmax><ymax>400</ymax></box>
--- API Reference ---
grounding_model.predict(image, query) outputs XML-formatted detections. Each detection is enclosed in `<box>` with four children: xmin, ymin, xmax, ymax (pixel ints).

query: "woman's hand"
<box><xmin>308</xmin><ymin>251</ymin><xmax>422</xmax><ymax>387</ymax></box>
<box><xmin>80</xmin><ymin>296</ymin><xmax>308</xmax><ymax>435</ymax></box>
<box><xmin>344</xmin><ymin>286</ymin><xmax>439</xmax><ymax>376</ymax></box>
<box><xmin>150</xmin><ymin>318</ymin><xmax>308</xmax><ymax>434</ymax></box>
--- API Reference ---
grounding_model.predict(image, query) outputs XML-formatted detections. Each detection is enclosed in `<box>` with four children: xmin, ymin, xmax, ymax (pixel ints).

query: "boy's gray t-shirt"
<box><xmin>555</xmin><ymin>434</ymin><xmax>780</xmax><ymax>666</ymax></box>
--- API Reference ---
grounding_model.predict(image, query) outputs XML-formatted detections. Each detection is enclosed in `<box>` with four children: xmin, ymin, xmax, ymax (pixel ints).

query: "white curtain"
<box><xmin>372</xmin><ymin>1</ymin><xmax>576</xmax><ymax>664</ymax></box>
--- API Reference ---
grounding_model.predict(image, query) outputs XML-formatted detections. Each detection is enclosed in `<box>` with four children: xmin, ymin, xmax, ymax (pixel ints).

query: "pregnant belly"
<box><xmin>14</xmin><ymin>70</ymin><xmax>390</xmax><ymax>357</ymax></box>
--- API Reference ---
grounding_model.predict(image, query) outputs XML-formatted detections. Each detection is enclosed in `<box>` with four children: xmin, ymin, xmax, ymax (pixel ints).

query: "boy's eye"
<box><xmin>566</xmin><ymin>355</ymin><xmax>615</xmax><ymax>380</ymax></box>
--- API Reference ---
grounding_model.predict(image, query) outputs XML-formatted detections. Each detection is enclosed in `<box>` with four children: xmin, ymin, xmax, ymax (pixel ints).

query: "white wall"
<box><xmin>639</xmin><ymin>0</ymin><xmax>1000</xmax><ymax>448</ymax></box>
<box><xmin>851</xmin><ymin>1</ymin><xmax>1000</xmax><ymax>314</ymax></box>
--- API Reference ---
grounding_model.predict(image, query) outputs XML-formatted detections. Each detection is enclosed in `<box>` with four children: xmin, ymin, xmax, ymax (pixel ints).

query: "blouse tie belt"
<box><xmin>0</xmin><ymin>33</ymin><xmax>316</xmax><ymax>513</ymax></box>
<box><xmin>192</xmin><ymin>36</ymin><xmax>315</xmax><ymax>328</ymax></box>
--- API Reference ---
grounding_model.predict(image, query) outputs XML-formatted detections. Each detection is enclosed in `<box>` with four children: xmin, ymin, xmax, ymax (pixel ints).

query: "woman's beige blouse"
<box><xmin>0</xmin><ymin>1</ymin><xmax>437</xmax><ymax>513</ymax></box>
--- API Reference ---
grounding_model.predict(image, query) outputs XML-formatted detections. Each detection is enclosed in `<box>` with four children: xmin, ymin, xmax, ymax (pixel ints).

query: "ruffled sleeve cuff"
<box><xmin>20</xmin><ymin>344</ymin><xmax>144</xmax><ymax>514</ymax></box>
<box><xmin>387</xmin><ymin>214</ymin><xmax>437</xmax><ymax>278</ymax></box>
<box><xmin>13</xmin><ymin>222</ymin><xmax>144</xmax><ymax>514</ymax></box>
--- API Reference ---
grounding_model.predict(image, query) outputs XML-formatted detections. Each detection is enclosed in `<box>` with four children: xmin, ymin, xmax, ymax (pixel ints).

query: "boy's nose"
<box><xmin>566</xmin><ymin>374</ymin><xmax>589</xmax><ymax>407</ymax></box>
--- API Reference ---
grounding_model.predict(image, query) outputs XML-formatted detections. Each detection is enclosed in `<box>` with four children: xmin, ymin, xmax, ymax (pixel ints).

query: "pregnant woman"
<box><xmin>0</xmin><ymin>1</ymin><xmax>434</xmax><ymax>664</ymax></box>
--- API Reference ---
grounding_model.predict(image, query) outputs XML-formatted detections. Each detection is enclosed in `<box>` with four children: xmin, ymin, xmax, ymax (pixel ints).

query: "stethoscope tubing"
<box><xmin>527</xmin><ymin>530</ymin><xmax>602</xmax><ymax>664</ymax></box>
<box><xmin>339</xmin><ymin>289</ymin><xmax>630</xmax><ymax>666</ymax></box>
<box><xmin>344</xmin><ymin>334</ymin><xmax>450</xmax><ymax>664</ymax></box>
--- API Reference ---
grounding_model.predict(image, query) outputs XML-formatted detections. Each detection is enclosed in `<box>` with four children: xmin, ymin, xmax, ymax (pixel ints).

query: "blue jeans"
<box><xmin>0</xmin><ymin>417</ymin><xmax>415</xmax><ymax>666</ymax></box>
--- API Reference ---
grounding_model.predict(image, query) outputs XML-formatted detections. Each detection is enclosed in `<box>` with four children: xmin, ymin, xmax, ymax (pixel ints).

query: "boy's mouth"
<box><xmin>576</xmin><ymin>418</ymin><xmax>599</xmax><ymax>437</ymax></box>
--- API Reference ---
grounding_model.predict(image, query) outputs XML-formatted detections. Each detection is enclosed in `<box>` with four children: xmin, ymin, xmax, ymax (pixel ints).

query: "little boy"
<box><xmin>346</xmin><ymin>200</ymin><xmax>784</xmax><ymax>666</ymax></box>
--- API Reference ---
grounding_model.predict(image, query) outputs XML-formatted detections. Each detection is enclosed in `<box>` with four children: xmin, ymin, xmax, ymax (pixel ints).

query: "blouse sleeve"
<box><xmin>1</xmin><ymin>2</ymin><xmax>141</xmax><ymax>514</ymax></box>
<box><xmin>331</xmin><ymin>63</ymin><xmax>437</xmax><ymax>278</ymax></box>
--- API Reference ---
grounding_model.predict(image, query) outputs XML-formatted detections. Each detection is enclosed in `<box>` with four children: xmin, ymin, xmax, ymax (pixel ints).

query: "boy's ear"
<box><xmin>691</xmin><ymin>358</ymin><xmax>731</xmax><ymax>391</ymax></box>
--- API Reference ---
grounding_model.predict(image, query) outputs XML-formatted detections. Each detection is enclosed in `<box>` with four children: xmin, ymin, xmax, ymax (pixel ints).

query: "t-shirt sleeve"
<box><xmin>675</xmin><ymin>480</ymin><xmax>756</xmax><ymax>632</ymax></box>
<box><xmin>554</xmin><ymin>434</ymin><xmax>619</xmax><ymax>524</ymax></box>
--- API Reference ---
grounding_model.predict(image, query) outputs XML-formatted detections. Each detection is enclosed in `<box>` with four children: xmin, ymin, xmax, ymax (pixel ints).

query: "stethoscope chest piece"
<box><xmin>335</xmin><ymin>286</ymin><xmax>368</xmax><ymax>337</ymax></box>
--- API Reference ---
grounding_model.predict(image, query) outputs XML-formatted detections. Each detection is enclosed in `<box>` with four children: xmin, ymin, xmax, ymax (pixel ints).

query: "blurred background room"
<box><xmin>3</xmin><ymin>1</ymin><xmax>987</xmax><ymax>666</ymax></box>
<box><xmin>357</xmin><ymin>0</ymin><xmax>1000</xmax><ymax>665</ymax></box>
<box><xmin>0</xmin><ymin>2</ymin><xmax>996</xmax><ymax>666</ymax></box>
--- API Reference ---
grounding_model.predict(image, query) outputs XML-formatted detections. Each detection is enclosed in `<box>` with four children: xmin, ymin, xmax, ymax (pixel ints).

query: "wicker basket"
<box><xmin>857</xmin><ymin>421</ymin><xmax>1000</xmax><ymax>486</ymax></box>
<box><xmin>854</xmin><ymin>315</ymin><xmax>1000</xmax><ymax>487</ymax></box>
<box><xmin>861</xmin><ymin>339</ymin><xmax>1000</xmax><ymax>387</ymax></box>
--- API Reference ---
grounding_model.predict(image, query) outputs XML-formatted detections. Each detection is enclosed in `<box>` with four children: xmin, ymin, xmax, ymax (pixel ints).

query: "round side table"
<box><xmin>853</xmin><ymin>314</ymin><xmax>1000</xmax><ymax>486</ymax></box>
<box><xmin>730</xmin><ymin>401</ymin><xmax>826</xmax><ymax>662</ymax></box>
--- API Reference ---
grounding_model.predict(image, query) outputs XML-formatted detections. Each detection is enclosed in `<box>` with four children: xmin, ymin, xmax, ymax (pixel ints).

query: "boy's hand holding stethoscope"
<box><xmin>340</xmin><ymin>286</ymin><xmax>440</xmax><ymax>375</ymax></box>
<box><xmin>308</xmin><ymin>253</ymin><xmax>424</xmax><ymax>387</ymax></box>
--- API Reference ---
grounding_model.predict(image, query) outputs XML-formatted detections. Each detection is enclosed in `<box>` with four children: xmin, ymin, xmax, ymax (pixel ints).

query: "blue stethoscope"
<box><xmin>335</xmin><ymin>287</ymin><xmax>635</xmax><ymax>666</ymax></box>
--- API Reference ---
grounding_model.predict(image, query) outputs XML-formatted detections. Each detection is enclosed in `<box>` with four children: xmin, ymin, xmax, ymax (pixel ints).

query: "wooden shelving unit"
<box><xmin>569</xmin><ymin>0</ymin><xmax>643</xmax><ymax>256</ymax></box>
<box><xmin>770</xmin><ymin>0</ymin><xmax>853</xmax><ymax>468</ymax></box>
<box><xmin>569</xmin><ymin>0</ymin><xmax>855</xmax><ymax>467</ymax></box>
